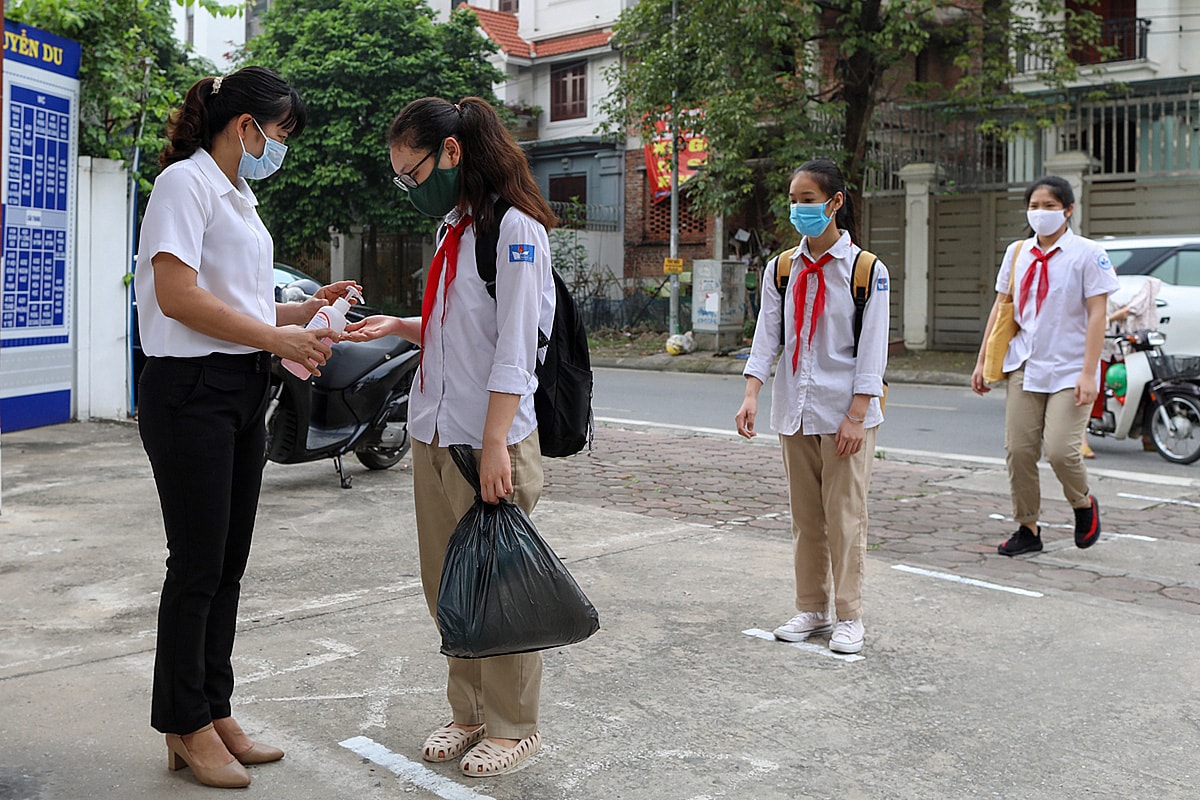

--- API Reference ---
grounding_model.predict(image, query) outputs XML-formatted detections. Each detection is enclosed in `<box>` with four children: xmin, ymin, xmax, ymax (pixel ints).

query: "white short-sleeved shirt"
<box><xmin>134</xmin><ymin>148</ymin><xmax>276</xmax><ymax>357</ymax></box>
<box><xmin>407</xmin><ymin>204</ymin><xmax>556</xmax><ymax>449</ymax></box>
<box><xmin>996</xmin><ymin>228</ymin><xmax>1120</xmax><ymax>393</ymax></box>
<box><xmin>743</xmin><ymin>231</ymin><xmax>890</xmax><ymax>436</ymax></box>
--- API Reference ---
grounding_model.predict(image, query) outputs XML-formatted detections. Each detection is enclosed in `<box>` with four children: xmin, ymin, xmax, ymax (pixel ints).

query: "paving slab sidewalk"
<box><xmin>1</xmin><ymin>421</ymin><xmax>1198</xmax><ymax>800</ymax></box>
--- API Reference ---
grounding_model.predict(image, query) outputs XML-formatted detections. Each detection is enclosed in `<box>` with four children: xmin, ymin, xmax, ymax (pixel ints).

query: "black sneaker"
<box><xmin>1074</xmin><ymin>495</ymin><xmax>1101</xmax><ymax>549</ymax></box>
<box><xmin>998</xmin><ymin>525</ymin><xmax>1042</xmax><ymax>556</ymax></box>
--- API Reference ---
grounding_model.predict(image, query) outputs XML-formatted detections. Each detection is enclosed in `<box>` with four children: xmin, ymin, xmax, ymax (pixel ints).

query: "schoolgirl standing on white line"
<box><xmin>342</xmin><ymin>97</ymin><xmax>555</xmax><ymax>778</ymax></box>
<box><xmin>971</xmin><ymin>175</ymin><xmax>1119</xmax><ymax>556</ymax></box>
<box><xmin>736</xmin><ymin>158</ymin><xmax>890</xmax><ymax>656</ymax></box>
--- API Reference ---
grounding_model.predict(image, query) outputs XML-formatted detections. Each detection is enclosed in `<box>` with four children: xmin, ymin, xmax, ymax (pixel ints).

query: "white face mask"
<box><xmin>1027</xmin><ymin>208</ymin><xmax>1067</xmax><ymax>237</ymax></box>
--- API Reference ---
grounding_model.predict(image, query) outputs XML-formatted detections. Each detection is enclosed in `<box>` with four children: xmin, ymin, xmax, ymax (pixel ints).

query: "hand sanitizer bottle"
<box><xmin>281</xmin><ymin>286</ymin><xmax>364</xmax><ymax>378</ymax></box>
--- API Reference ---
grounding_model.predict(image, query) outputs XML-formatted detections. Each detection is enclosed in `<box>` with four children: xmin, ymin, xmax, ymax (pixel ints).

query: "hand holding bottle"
<box><xmin>274</xmin><ymin>325</ymin><xmax>335</xmax><ymax>377</ymax></box>
<box><xmin>281</xmin><ymin>286</ymin><xmax>364</xmax><ymax>378</ymax></box>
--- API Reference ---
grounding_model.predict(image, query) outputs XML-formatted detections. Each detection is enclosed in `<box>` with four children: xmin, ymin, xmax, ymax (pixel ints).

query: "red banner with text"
<box><xmin>644</xmin><ymin>110</ymin><xmax>708</xmax><ymax>204</ymax></box>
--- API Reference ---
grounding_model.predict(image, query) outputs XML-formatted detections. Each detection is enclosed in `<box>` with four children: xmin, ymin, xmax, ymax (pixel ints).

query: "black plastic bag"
<box><xmin>436</xmin><ymin>444</ymin><xmax>600</xmax><ymax>658</ymax></box>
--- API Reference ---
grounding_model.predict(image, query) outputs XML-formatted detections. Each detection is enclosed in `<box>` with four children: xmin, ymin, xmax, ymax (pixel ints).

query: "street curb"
<box><xmin>591</xmin><ymin>355</ymin><xmax>970</xmax><ymax>386</ymax></box>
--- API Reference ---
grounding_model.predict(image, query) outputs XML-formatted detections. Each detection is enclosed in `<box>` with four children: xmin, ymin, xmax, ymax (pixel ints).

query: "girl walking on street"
<box><xmin>137</xmin><ymin>66</ymin><xmax>360</xmax><ymax>788</ymax></box>
<box><xmin>342</xmin><ymin>97</ymin><xmax>555</xmax><ymax>777</ymax></box>
<box><xmin>971</xmin><ymin>176</ymin><xmax>1119</xmax><ymax>556</ymax></box>
<box><xmin>735</xmin><ymin>159</ymin><xmax>890</xmax><ymax>655</ymax></box>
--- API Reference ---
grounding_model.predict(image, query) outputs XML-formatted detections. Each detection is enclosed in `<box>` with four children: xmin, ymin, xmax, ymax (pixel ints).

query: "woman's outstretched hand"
<box><xmin>342</xmin><ymin>315</ymin><xmax>420</xmax><ymax>344</ymax></box>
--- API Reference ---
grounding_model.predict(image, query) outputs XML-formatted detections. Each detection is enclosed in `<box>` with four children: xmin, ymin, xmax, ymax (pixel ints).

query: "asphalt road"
<box><xmin>592</xmin><ymin>367</ymin><xmax>1196</xmax><ymax>479</ymax></box>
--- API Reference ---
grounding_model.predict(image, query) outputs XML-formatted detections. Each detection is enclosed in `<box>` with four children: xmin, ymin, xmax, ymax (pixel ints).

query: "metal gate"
<box><xmin>861</xmin><ymin>193</ymin><xmax>905</xmax><ymax>341</ymax></box>
<box><xmin>929</xmin><ymin>189</ymin><xmax>1028</xmax><ymax>351</ymax></box>
<box><xmin>1084</xmin><ymin>177</ymin><xmax>1200</xmax><ymax>237</ymax></box>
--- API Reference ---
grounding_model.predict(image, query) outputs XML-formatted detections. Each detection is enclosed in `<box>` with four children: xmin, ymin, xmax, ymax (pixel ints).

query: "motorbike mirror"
<box><xmin>281</xmin><ymin>285</ymin><xmax>309</xmax><ymax>303</ymax></box>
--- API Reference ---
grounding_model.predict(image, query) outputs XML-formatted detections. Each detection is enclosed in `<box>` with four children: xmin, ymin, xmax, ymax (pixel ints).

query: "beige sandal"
<box><xmin>421</xmin><ymin>723</ymin><xmax>486</xmax><ymax>763</ymax></box>
<box><xmin>460</xmin><ymin>732</ymin><xmax>541</xmax><ymax>777</ymax></box>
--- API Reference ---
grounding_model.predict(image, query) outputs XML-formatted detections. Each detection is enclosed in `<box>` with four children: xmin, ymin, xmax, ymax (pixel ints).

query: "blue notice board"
<box><xmin>1</xmin><ymin>21</ymin><xmax>81</xmax><ymax>431</ymax></box>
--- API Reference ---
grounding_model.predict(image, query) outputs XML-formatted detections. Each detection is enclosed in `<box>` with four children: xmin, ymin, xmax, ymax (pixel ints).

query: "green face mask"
<box><xmin>407</xmin><ymin>142</ymin><xmax>461</xmax><ymax>218</ymax></box>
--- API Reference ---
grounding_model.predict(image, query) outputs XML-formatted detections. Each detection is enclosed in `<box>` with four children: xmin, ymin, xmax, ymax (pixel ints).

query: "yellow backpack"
<box><xmin>772</xmin><ymin>241</ymin><xmax>887</xmax><ymax>411</ymax></box>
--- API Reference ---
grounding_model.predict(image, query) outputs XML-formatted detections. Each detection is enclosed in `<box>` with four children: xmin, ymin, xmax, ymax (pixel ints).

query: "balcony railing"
<box><xmin>1017</xmin><ymin>17</ymin><xmax>1150</xmax><ymax>73</ymax></box>
<box><xmin>548</xmin><ymin>200</ymin><xmax>620</xmax><ymax>232</ymax></box>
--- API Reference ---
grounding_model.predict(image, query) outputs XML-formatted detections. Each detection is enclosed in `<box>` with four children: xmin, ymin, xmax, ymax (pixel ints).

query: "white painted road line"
<box><xmin>892</xmin><ymin>564</ymin><xmax>1044</xmax><ymax>597</ymax></box>
<box><xmin>1117</xmin><ymin>491</ymin><xmax>1200</xmax><ymax>509</ymax></box>
<box><xmin>596</xmin><ymin>415</ymin><xmax>740</xmax><ymax>438</ymax></box>
<box><xmin>741</xmin><ymin>628</ymin><xmax>866</xmax><ymax>663</ymax></box>
<box><xmin>339</xmin><ymin>736</ymin><xmax>495</xmax><ymax>800</ymax></box>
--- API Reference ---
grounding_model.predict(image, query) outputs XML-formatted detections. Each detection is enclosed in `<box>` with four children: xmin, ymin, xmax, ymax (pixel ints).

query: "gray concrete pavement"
<box><xmin>2</xmin><ymin>419</ymin><xmax>1199</xmax><ymax>800</ymax></box>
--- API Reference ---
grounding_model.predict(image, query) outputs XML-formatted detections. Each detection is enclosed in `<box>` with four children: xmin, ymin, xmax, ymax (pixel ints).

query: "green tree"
<box><xmin>6</xmin><ymin>0</ymin><xmax>224</xmax><ymax>176</ymax></box>
<box><xmin>243</xmin><ymin>0</ymin><xmax>504</xmax><ymax>258</ymax></box>
<box><xmin>603</xmin><ymin>0</ymin><xmax>1107</xmax><ymax>234</ymax></box>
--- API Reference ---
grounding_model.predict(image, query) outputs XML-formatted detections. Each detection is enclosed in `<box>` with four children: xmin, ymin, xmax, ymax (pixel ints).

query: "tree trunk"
<box><xmin>838</xmin><ymin>0</ymin><xmax>884</xmax><ymax>241</ymax></box>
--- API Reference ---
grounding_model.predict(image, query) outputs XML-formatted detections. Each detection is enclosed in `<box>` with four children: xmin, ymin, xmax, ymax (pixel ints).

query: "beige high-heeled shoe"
<box><xmin>213</xmin><ymin>717</ymin><xmax>284</xmax><ymax>765</ymax></box>
<box><xmin>165</xmin><ymin>724</ymin><xmax>251</xmax><ymax>788</ymax></box>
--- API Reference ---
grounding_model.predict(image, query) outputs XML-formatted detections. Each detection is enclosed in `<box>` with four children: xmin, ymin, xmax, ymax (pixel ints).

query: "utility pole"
<box><xmin>667</xmin><ymin>0</ymin><xmax>680</xmax><ymax>335</ymax></box>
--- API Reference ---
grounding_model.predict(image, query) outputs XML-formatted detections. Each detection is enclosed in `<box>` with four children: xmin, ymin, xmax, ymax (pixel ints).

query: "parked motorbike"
<box><xmin>265</xmin><ymin>289</ymin><xmax>420</xmax><ymax>487</ymax></box>
<box><xmin>1088</xmin><ymin>329</ymin><xmax>1200</xmax><ymax>464</ymax></box>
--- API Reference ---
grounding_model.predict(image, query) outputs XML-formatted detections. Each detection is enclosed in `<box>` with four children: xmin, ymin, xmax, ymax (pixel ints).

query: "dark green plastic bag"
<box><xmin>436</xmin><ymin>444</ymin><xmax>600</xmax><ymax>658</ymax></box>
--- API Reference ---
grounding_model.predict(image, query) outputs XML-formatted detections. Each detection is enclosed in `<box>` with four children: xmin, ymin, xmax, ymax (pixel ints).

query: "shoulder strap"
<box><xmin>851</xmin><ymin>249</ymin><xmax>878</xmax><ymax>358</ymax></box>
<box><xmin>475</xmin><ymin>197</ymin><xmax>513</xmax><ymax>300</ymax></box>
<box><xmin>773</xmin><ymin>244</ymin><xmax>801</xmax><ymax>296</ymax></box>
<box><xmin>1005</xmin><ymin>239</ymin><xmax>1026</xmax><ymax>294</ymax></box>
<box><xmin>773</xmin><ymin>244</ymin><xmax>800</xmax><ymax>344</ymax></box>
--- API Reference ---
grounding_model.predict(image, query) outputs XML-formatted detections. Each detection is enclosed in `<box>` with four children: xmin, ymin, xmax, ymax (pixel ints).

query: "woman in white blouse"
<box><xmin>343</xmin><ymin>97</ymin><xmax>555</xmax><ymax>778</ymax></box>
<box><xmin>736</xmin><ymin>159</ymin><xmax>891</xmax><ymax>656</ymax></box>
<box><xmin>136</xmin><ymin>66</ymin><xmax>359</xmax><ymax>788</ymax></box>
<box><xmin>971</xmin><ymin>176</ymin><xmax>1119</xmax><ymax>556</ymax></box>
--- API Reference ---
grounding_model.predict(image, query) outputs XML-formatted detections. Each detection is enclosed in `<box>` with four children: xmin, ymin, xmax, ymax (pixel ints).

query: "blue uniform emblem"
<box><xmin>1098</xmin><ymin>253</ymin><xmax>1113</xmax><ymax>271</ymax></box>
<box><xmin>509</xmin><ymin>244</ymin><xmax>535</xmax><ymax>262</ymax></box>
<box><xmin>876</xmin><ymin>276</ymin><xmax>889</xmax><ymax>292</ymax></box>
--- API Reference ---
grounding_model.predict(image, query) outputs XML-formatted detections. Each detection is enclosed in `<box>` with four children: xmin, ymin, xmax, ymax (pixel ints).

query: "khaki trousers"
<box><xmin>1005</xmin><ymin>367</ymin><xmax>1093</xmax><ymax>527</ymax></box>
<box><xmin>412</xmin><ymin>432</ymin><xmax>544</xmax><ymax>739</ymax></box>
<box><xmin>779</xmin><ymin>427</ymin><xmax>876</xmax><ymax>620</ymax></box>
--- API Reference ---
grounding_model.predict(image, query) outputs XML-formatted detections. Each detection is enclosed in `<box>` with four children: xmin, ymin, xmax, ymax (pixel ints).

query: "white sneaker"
<box><xmin>772</xmin><ymin>611</ymin><xmax>832</xmax><ymax>642</ymax></box>
<box><xmin>830</xmin><ymin>619</ymin><xmax>864</xmax><ymax>654</ymax></box>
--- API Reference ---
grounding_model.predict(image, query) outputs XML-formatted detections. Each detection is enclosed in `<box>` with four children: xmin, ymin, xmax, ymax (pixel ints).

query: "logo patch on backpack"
<box><xmin>876</xmin><ymin>276</ymin><xmax>889</xmax><ymax>292</ymax></box>
<box><xmin>509</xmin><ymin>244</ymin><xmax>535</xmax><ymax>263</ymax></box>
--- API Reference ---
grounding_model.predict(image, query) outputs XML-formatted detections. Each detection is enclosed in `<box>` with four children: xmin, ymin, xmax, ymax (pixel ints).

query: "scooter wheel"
<box><xmin>356</xmin><ymin>444</ymin><xmax>408</xmax><ymax>470</ymax></box>
<box><xmin>1150</xmin><ymin>392</ymin><xmax>1200</xmax><ymax>464</ymax></box>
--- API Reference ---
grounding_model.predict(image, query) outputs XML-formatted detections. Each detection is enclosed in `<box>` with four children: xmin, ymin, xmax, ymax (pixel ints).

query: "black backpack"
<box><xmin>475</xmin><ymin>198</ymin><xmax>593</xmax><ymax>457</ymax></box>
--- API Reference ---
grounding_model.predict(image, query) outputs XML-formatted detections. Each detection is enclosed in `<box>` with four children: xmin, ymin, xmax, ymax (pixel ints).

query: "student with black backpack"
<box><xmin>342</xmin><ymin>96</ymin><xmax>560</xmax><ymax>777</ymax></box>
<box><xmin>735</xmin><ymin>159</ymin><xmax>890</xmax><ymax>656</ymax></box>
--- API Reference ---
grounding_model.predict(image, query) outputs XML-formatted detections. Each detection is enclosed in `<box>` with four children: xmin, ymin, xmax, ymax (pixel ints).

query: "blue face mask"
<box><xmin>238</xmin><ymin>119</ymin><xmax>288</xmax><ymax>180</ymax></box>
<box><xmin>789</xmin><ymin>199</ymin><xmax>835</xmax><ymax>238</ymax></box>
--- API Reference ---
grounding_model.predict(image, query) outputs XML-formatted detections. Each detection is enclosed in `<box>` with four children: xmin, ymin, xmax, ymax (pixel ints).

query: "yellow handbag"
<box><xmin>982</xmin><ymin>239</ymin><xmax>1026</xmax><ymax>384</ymax></box>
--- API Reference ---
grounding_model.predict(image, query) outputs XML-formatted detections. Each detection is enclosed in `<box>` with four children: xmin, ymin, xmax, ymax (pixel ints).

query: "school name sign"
<box><xmin>4</xmin><ymin>24</ymin><xmax>81</xmax><ymax>74</ymax></box>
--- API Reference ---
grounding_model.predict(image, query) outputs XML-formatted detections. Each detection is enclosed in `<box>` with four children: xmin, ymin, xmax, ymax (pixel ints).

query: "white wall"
<box><xmin>520</xmin><ymin>0</ymin><xmax>622</xmax><ymax>39</ymax></box>
<box><xmin>75</xmin><ymin>157</ymin><xmax>132</xmax><ymax>422</ymax></box>
<box><xmin>172</xmin><ymin>3</ymin><xmax>245</xmax><ymax>71</ymax></box>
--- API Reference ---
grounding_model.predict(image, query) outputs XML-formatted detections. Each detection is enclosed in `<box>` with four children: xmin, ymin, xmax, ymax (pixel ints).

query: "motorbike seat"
<box><xmin>314</xmin><ymin>336</ymin><xmax>415</xmax><ymax>390</ymax></box>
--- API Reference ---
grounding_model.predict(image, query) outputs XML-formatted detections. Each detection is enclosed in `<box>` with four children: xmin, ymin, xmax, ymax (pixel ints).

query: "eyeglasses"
<box><xmin>392</xmin><ymin>149</ymin><xmax>437</xmax><ymax>192</ymax></box>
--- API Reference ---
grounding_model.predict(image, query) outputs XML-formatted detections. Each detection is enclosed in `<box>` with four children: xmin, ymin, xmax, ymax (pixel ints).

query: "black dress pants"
<box><xmin>138</xmin><ymin>352</ymin><xmax>270</xmax><ymax>735</ymax></box>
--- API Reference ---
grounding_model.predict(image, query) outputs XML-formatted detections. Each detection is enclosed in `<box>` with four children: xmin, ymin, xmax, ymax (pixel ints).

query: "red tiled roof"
<box><xmin>465</xmin><ymin>5</ymin><xmax>612</xmax><ymax>59</ymax></box>
<box><xmin>466</xmin><ymin>6</ymin><xmax>532</xmax><ymax>58</ymax></box>
<box><xmin>533</xmin><ymin>29</ymin><xmax>613</xmax><ymax>58</ymax></box>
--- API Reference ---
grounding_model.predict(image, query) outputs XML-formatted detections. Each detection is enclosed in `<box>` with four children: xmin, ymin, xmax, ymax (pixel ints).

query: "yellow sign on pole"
<box><xmin>663</xmin><ymin>257</ymin><xmax>684</xmax><ymax>274</ymax></box>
